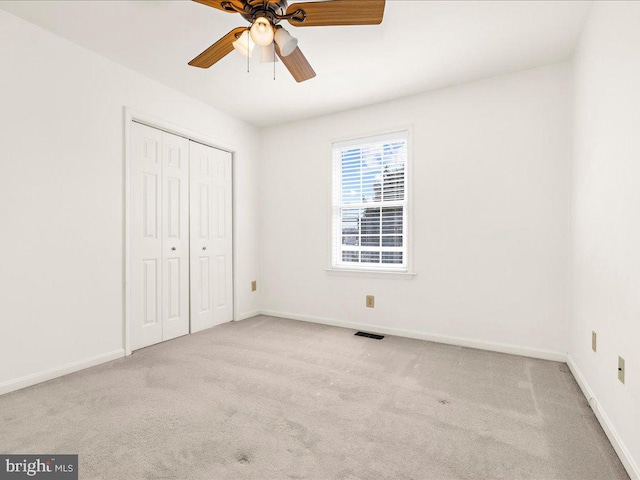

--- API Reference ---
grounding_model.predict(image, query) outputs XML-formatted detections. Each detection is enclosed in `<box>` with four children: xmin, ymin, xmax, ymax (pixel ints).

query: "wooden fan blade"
<box><xmin>189</xmin><ymin>27</ymin><xmax>246</xmax><ymax>68</ymax></box>
<box><xmin>193</xmin><ymin>0</ymin><xmax>244</xmax><ymax>13</ymax></box>
<box><xmin>275</xmin><ymin>45</ymin><xmax>316</xmax><ymax>83</ymax></box>
<box><xmin>286</xmin><ymin>0</ymin><xmax>385</xmax><ymax>27</ymax></box>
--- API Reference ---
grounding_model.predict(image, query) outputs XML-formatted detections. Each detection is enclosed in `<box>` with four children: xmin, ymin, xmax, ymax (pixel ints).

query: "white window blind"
<box><xmin>332</xmin><ymin>131</ymin><xmax>408</xmax><ymax>271</ymax></box>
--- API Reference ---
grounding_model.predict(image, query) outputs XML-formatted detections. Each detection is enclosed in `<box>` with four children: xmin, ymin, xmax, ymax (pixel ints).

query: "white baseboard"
<box><xmin>235</xmin><ymin>310</ymin><xmax>261</xmax><ymax>321</ymax></box>
<box><xmin>567</xmin><ymin>355</ymin><xmax>639</xmax><ymax>480</ymax></box>
<box><xmin>259</xmin><ymin>310</ymin><xmax>566</xmax><ymax>362</ymax></box>
<box><xmin>0</xmin><ymin>349</ymin><xmax>125</xmax><ymax>396</ymax></box>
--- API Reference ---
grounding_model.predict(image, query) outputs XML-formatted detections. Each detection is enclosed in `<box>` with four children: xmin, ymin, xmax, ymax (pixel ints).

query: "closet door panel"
<box><xmin>189</xmin><ymin>142</ymin><xmax>216</xmax><ymax>333</ymax></box>
<box><xmin>161</xmin><ymin>132</ymin><xmax>190</xmax><ymax>341</ymax></box>
<box><xmin>131</xmin><ymin>123</ymin><xmax>163</xmax><ymax>350</ymax></box>
<box><xmin>211</xmin><ymin>151</ymin><xmax>233</xmax><ymax>325</ymax></box>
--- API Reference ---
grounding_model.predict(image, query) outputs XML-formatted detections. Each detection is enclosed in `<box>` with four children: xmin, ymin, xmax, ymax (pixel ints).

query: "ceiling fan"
<box><xmin>188</xmin><ymin>0</ymin><xmax>386</xmax><ymax>82</ymax></box>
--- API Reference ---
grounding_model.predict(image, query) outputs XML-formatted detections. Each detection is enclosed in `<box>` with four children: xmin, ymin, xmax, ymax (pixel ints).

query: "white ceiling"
<box><xmin>1</xmin><ymin>1</ymin><xmax>591</xmax><ymax>127</ymax></box>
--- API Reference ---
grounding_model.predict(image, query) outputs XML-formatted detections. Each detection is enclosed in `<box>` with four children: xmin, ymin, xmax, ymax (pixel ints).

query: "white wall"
<box><xmin>259</xmin><ymin>63</ymin><xmax>572</xmax><ymax>359</ymax></box>
<box><xmin>569</xmin><ymin>2</ymin><xmax>640</xmax><ymax>476</ymax></box>
<box><xmin>0</xmin><ymin>10</ymin><xmax>261</xmax><ymax>391</ymax></box>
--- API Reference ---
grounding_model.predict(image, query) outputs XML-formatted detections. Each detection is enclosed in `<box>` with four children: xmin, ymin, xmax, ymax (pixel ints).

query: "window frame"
<box><xmin>329</xmin><ymin>129</ymin><xmax>413</xmax><ymax>276</ymax></box>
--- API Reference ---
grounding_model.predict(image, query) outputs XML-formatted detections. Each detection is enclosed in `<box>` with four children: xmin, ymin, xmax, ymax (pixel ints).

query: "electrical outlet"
<box><xmin>618</xmin><ymin>356</ymin><xmax>625</xmax><ymax>384</ymax></box>
<box><xmin>366</xmin><ymin>295</ymin><xmax>375</xmax><ymax>308</ymax></box>
<box><xmin>251</xmin><ymin>281</ymin><xmax>257</xmax><ymax>292</ymax></box>
<box><xmin>592</xmin><ymin>331</ymin><xmax>597</xmax><ymax>352</ymax></box>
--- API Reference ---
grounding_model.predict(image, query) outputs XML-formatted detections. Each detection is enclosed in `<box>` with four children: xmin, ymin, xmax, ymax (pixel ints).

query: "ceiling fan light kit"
<box><xmin>274</xmin><ymin>26</ymin><xmax>297</xmax><ymax>57</ymax></box>
<box><xmin>189</xmin><ymin>0</ymin><xmax>386</xmax><ymax>82</ymax></box>
<box><xmin>250</xmin><ymin>16</ymin><xmax>275</xmax><ymax>46</ymax></box>
<box><xmin>260</xmin><ymin>43</ymin><xmax>279</xmax><ymax>63</ymax></box>
<box><xmin>232</xmin><ymin>29</ymin><xmax>255</xmax><ymax>58</ymax></box>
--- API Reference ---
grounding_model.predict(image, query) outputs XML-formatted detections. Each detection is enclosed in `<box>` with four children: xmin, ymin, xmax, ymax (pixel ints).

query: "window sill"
<box><xmin>324</xmin><ymin>268</ymin><xmax>416</xmax><ymax>280</ymax></box>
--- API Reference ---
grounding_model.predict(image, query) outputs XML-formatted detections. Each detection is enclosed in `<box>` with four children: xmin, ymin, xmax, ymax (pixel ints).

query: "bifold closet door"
<box><xmin>131</xmin><ymin>123</ymin><xmax>190</xmax><ymax>350</ymax></box>
<box><xmin>189</xmin><ymin>141</ymin><xmax>233</xmax><ymax>332</ymax></box>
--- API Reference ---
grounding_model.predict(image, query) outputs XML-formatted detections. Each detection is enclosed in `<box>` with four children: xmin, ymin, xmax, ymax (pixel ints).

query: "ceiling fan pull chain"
<box><xmin>247</xmin><ymin>28</ymin><xmax>250</xmax><ymax>74</ymax></box>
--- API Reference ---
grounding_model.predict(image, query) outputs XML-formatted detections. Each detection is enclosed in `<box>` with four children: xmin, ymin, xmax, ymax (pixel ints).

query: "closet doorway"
<box><xmin>128</xmin><ymin>120</ymin><xmax>233</xmax><ymax>352</ymax></box>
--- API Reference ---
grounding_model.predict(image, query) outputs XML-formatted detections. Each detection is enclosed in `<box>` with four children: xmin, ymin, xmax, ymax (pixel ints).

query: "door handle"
<box><xmin>171</xmin><ymin>247</ymin><xmax>176</xmax><ymax>251</ymax></box>
<box><xmin>202</xmin><ymin>246</ymin><xmax>207</xmax><ymax>251</ymax></box>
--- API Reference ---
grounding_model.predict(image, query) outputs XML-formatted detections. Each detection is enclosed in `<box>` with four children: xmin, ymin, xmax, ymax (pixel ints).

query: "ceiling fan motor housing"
<box><xmin>240</xmin><ymin>0</ymin><xmax>289</xmax><ymax>24</ymax></box>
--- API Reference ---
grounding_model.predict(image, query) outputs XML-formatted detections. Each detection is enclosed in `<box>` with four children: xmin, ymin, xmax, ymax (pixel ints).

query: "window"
<box><xmin>332</xmin><ymin>131</ymin><xmax>409</xmax><ymax>271</ymax></box>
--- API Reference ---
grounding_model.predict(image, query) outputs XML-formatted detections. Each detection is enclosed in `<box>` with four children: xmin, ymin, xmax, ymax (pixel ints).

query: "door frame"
<box><xmin>123</xmin><ymin>107</ymin><xmax>238</xmax><ymax>356</ymax></box>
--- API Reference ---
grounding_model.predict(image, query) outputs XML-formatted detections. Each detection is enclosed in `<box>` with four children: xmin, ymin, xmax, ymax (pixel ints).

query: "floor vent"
<box><xmin>355</xmin><ymin>331</ymin><xmax>384</xmax><ymax>340</ymax></box>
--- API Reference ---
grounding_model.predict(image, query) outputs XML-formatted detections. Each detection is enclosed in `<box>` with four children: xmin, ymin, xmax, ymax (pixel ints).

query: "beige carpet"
<box><xmin>0</xmin><ymin>315</ymin><xmax>629</xmax><ymax>480</ymax></box>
